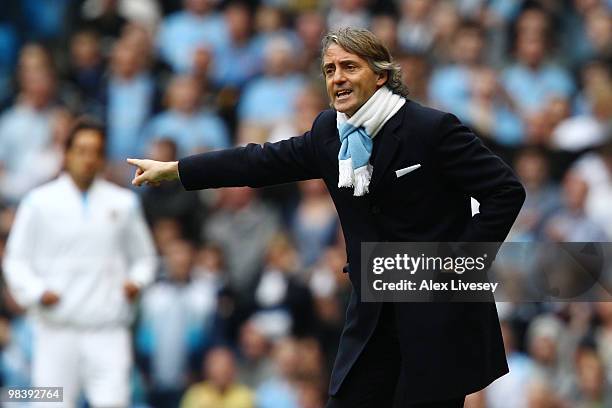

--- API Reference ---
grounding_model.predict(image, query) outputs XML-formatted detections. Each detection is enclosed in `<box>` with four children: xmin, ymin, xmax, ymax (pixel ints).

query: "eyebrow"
<box><xmin>322</xmin><ymin>59</ymin><xmax>361</xmax><ymax>69</ymax></box>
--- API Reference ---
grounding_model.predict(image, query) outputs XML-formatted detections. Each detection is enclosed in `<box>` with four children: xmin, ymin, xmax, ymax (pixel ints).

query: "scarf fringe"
<box><xmin>353</xmin><ymin>165</ymin><xmax>372</xmax><ymax>196</ymax></box>
<box><xmin>338</xmin><ymin>158</ymin><xmax>354</xmax><ymax>188</ymax></box>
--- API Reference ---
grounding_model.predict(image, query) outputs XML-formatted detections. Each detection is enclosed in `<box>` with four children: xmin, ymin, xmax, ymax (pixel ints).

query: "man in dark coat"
<box><xmin>128</xmin><ymin>27</ymin><xmax>525</xmax><ymax>408</ymax></box>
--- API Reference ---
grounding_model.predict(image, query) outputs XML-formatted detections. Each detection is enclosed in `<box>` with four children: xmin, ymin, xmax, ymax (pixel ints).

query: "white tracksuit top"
<box><xmin>2</xmin><ymin>173</ymin><xmax>157</xmax><ymax>328</ymax></box>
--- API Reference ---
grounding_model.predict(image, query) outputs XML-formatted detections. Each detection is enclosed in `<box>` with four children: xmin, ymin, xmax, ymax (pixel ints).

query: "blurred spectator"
<box><xmin>237</xmin><ymin>37</ymin><xmax>306</xmax><ymax>143</ymax></box>
<box><xmin>78</xmin><ymin>0</ymin><xmax>128</xmax><ymax>45</ymax></box>
<box><xmin>294</xmin><ymin>11</ymin><xmax>326</xmax><ymax>77</ymax></box>
<box><xmin>396</xmin><ymin>52</ymin><xmax>430</xmax><ymax>104</ymax></box>
<box><xmin>144</xmin><ymin>75</ymin><xmax>229</xmax><ymax>156</ymax></box>
<box><xmin>327</xmin><ymin>0</ymin><xmax>370</xmax><ymax>31</ymax></box>
<box><xmin>209</xmin><ymin>2</ymin><xmax>262</xmax><ymax>89</ymax></box>
<box><xmin>140</xmin><ymin>138</ymin><xmax>206</xmax><ymax>242</ymax></box>
<box><xmin>429</xmin><ymin>20</ymin><xmax>486</xmax><ymax>118</ymax></box>
<box><xmin>157</xmin><ymin>0</ymin><xmax>226</xmax><ymax>73</ymax></box>
<box><xmin>248</xmin><ymin>233</ymin><xmax>314</xmax><ymax>339</ymax></box>
<box><xmin>65</xmin><ymin>29</ymin><xmax>106</xmax><ymax>116</ymax></box>
<box><xmin>1</xmin><ymin>107</ymin><xmax>72</xmax><ymax>207</ymax></box>
<box><xmin>525</xmin><ymin>378</ymin><xmax>565</xmax><ymax>408</ymax></box>
<box><xmin>574</xmin><ymin>59</ymin><xmax>611</xmax><ymax>116</ymax></box>
<box><xmin>203</xmin><ymin>187</ymin><xmax>280</xmax><ymax>296</ymax></box>
<box><xmin>0</xmin><ymin>286</ymin><xmax>32</xmax><ymax>388</ymax></box>
<box><xmin>180</xmin><ymin>346</ymin><xmax>254</xmax><ymax>408</ymax></box>
<box><xmin>370</xmin><ymin>14</ymin><xmax>399</xmax><ymax>54</ymax></box>
<box><xmin>582</xmin><ymin>6</ymin><xmax>612</xmax><ymax>61</ymax></box>
<box><xmin>81</xmin><ymin>0</ymin><xmax>161</xmax><ymax>32</ymax></box>
<box><xmin>542</xmin><ymin>171</ymin><xmax>608</xmax><ymax>241</ymax></box>
<box><xmin>297</xmin><ymin>377</ymin><xmax>326</xmax><ymax>408</ymax></box>
<box><xmin>308</xmin><ymin>245</ymin><xmax>350</xmax><ymax>369</ymax></box>
<box><xmin>594</xmin><ymin>302</ymin><xmax>612</xmax><ymax>383</ymax></box>
<box><xmin>237</xmin><ymin>319</ymin><xmax>274</xmax><ymax>388</ymax></box>
<box><xmin>290</xmin><ymin>179</ymin><xmax>338</xmax><ymax>268</ymax></box>
<box><xmin>137</xmin><ymin>239</ymin><xmax>217</xmax><ymax>408</ymax></box>
<box><xmin>464</xmin><ymin>66</ymin><xmax>523</xmax><ymax>146</ymax></box>
<box><xmin>579</xmin><ymin>141</ymin><xmax>612</xmax><ymax>239</ymax></box>
<box><xmin>526</xmin><ymin>314</ymin><xmax>575</xmax><ymax>399</ymax></box>
<box><xmin>397</xmin><ymin>0</ymin><xmax>436</xmax><ymax>52</ymax></box>
<box><xmin>268</xmin><ymin>83</ymin><xmax>327</xmax><ymax>143</ymax></box>
<box><xmin>429</xmin><ymin>1</ymin><xmax>461</xmax><ymax>64</ymax></box>
<box><xmin>104</xmin><ymin>37</ymin><xmax>157</xmax><ymax>174</ymax></box>
<box><xmin>571</xmin><ymin>346</ymin><xmax>612</xmax><ymax>407</ymax></box>
<box><xmin>485</xmin><ymin>320</ymin><xmax>534</xmax><ymax>408</ymax></box>
<box><xmin>255</xmin><ymin>337</ymin><xmax>301</xmax><ymax>408</ymax></box>
<box><xmin>0</xmin><ymin>45</ymin><xmax>57</xmax><ymax>204</ymax></box>
<box><xmin>510</xmin><ymin>147</ymin><xmax>561</xmax><ymax>241</ymax></box>
<box><xmin>151</xmin><ymin>217</ymin><xmax>183</xmax><ymax>253</ymax></box>
<box><xmin>252</xmin><ymin>5</ymin><xmax>299</xmax><ymax>54</ymax></box>
<box><xmin>238</xmin><ymin>36</ymin><xmax>306</xmax><ymax>124</ymax></box>
<box><xmin>552</xmin><ymin>86</ymin><xmax>612</xmax><ymax>152</ymax></box>
<box><xmin>502</xmin><ymin>9</ymin><xmax>574</xmax><ymax>118</ymax></box>
<box><xmin>563</xmin><ymin>0</ymin><xmax>612</xmax><ymax>67</ymax></box>
<box><xmin>121</xmin><ymin>22</ymin><xmax>167</xmax><ymax>80</ymax></box>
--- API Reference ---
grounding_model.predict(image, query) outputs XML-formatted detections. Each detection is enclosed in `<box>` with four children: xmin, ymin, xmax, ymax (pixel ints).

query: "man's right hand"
<box><xmin>40</xmin><ymin>291</ymin><xmax>60</xmax><ymax>306</ymax></box>
<box><xmin>126</xmin><ymin>159</ymin><xmax>180</xmax><ymax>187</ymax></box>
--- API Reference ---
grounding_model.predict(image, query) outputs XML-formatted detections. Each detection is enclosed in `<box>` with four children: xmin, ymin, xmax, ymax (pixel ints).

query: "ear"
<box><xmin>376</xmin><ymin>71</ymin><xmax>388</xmax><ymax>87</ymax></box>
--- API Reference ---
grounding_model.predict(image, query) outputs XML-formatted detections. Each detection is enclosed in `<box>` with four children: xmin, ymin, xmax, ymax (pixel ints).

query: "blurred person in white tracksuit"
<box><xmin>2</xmin><ymin>118</ymin><xmax>157</xmax><ymax>408</ymax></box>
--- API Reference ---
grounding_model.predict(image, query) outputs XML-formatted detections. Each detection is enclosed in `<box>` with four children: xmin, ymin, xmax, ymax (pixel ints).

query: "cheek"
<box><xmin>326</xmin><ymin>81</ymin><xmax>334</xmax><ymax>98</ymax></box>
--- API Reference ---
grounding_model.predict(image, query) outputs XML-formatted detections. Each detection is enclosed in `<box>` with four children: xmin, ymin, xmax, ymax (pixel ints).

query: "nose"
<box><xmin>332</xmin><ymin>68</ymin><xmax>346</xmax><ymax>84</ymax></box>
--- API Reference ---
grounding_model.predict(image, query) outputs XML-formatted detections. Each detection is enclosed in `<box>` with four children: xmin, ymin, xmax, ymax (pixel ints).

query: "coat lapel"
<box><xmin>368</xmin><ymin>103</ymin><xmax>406</xmax><ymax>193</ymax></box>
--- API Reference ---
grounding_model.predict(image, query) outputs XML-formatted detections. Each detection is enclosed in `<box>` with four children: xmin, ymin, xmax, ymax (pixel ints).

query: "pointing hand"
<box><xmin>126</xmin><ymin>158</ymin><xmax>179</xmax><ymax>187</ymax></box>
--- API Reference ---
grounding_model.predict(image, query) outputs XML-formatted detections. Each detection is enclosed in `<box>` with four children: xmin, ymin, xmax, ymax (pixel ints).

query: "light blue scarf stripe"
<box><xmin>338</xmin><ymin>123</ymin><xmax>372</xmax><ymax>169</ymax></box>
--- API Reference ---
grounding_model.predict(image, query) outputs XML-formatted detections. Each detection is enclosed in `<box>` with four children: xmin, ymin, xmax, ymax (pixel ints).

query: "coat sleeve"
<box><xmin>177</xmin><ymin>113</ymin><xmax>325</xmax><ymax>191</ymax></box>
<box><xmin>434</xmin><ymin>113</ymin><xmax>526</xmax><ymax>243</ymax></box>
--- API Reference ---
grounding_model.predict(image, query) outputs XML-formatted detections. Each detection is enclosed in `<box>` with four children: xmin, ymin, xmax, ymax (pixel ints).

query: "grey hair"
<box><xmin>321</xmin><ymin>27</ymin><xmax>409</xmax><ymax>98</ymax></box>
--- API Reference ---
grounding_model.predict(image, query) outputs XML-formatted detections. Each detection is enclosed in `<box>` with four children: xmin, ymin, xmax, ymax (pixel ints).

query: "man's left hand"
<box><xmin>124</xmin><ymin>281</ymin><xmax>140</xmax><ymax>302</ymax></box>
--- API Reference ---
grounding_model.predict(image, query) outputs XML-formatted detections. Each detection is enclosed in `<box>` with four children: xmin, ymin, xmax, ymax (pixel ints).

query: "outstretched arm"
<box><xmin>128</xmin><ymin>112</ymin><xmax>326</xmax><ymax>190</ymax></box>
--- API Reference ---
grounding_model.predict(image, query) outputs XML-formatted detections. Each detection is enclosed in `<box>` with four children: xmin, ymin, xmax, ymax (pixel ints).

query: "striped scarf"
<box><xmin>337</xmin><ymin>86</ymin><xmax>405</xmax><ymax>196</ymax></box>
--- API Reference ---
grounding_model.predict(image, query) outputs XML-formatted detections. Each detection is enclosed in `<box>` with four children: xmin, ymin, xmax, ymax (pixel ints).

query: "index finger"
<box><xmin>126</xmin><ymin>158</ymin><xmax>143</xmax><ymax>168</ymax></box>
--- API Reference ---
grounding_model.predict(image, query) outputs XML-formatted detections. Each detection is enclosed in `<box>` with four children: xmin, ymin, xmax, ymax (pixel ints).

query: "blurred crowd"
<box><xmin>0</xmin><ymin>0</ymin><xmax>611</xmax><ymax>407</ymax></box>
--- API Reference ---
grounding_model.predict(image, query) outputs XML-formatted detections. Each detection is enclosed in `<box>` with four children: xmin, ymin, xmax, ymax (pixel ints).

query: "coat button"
<box><xmin>371</xmin><ymin>205</ymin><xmax>380</xmax><ymax>214</ymax></box>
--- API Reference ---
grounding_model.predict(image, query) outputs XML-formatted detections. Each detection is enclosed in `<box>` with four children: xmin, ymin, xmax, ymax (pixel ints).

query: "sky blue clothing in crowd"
<box><xmin>428</xmin><ymin>65</ymin><xmax>472</xmax><ymax>119</ymax></box>
<box><xmin>157</xmin><ymin>11</ymin><xmax>228</xmax><ymax>73</ymax></box>
<box><xmin>480</xmin><ymin>105</ymin><xmax>525</xmax><ymax>146</ymax></box>
<box><xmin>0</xmin><ymin>317</ymin><xmax>32</xmax><ymax>387</ymax></box>
<box><xmin>238</xmin><ymin>75</ymin><xmax>306</xmax><ymax>123</ymax></box>
<box><xmin>107</xmin><ymin>74</ymin><xmax>156</xmax><ymax>161</ymax></box>
<box><xmin>209</xmin><ymin>39</ymin><xmax>263</xmax><ymax>89</ymax></box>
<box><xmin>429</xmin><ymin>66</ymin><xmax>524</xmax><ymax>146</ymax></box>
<box><xmin>137</xmin><ymin>278</ymin><xmax>217</xmax><ymax>390</ymax></box>
<box><xmin>501</xmin><ymin>64</ymin><xmax>575</xmax><ymax>113</ymax></box>
<box><xmin>0</xmin><ymin>105</ymin><xmax>53</xmax><ymax>174</ymax></box>
<box><xmin>256</xmin><ymin>378</ymin><xmax>300</xmax><ymax>408</ymax></box>
<box><xmin>144</xmin><ymin>110</ymin><xmax>230</xmax><ymax>156</ymax></box>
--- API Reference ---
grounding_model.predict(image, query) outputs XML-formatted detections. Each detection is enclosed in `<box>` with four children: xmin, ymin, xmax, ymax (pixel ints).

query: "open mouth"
<box><xmin>336</xmin><ymin>89</ymin><xmax>352</xmax><ymax>100</ymax></box>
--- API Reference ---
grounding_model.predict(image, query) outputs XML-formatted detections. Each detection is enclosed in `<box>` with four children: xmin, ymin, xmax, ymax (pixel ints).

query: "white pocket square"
<box><xmin>395</xmin><ymin>164</ymin><xmax>421</xmax><ymax>178</ymax></box>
